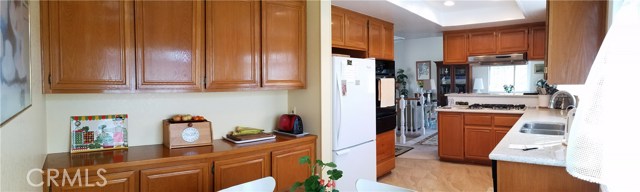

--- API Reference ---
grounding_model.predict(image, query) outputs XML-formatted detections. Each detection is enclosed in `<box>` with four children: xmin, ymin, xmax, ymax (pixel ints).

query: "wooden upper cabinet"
<box><xmin>135</xmin><ymin>1</ymin><xmax>204</xmax><ymax>91</ymax></box>
<box><xmin>213</xmin><ymin>153</ymin><xmax>270</xmax><ymax>191</ymax></box>
<box><xmin>261</xmin><ymin>0</ymin><xmax>306</xmax><ymax>89</ymax></box>
<box><xmin>41</xmin><ymin>1</ymin><xmax>134</xmax><ymax>93</ymax></box>
<box><xmin>368</xmin><ymin>18</ymin><xmax>394</xmax><ymax>60</ymax></box>
<box><xmin>51</xmin><ymin>171</ymin><xmax>137</xmax><ymax>192</ymax></box>
<box><xmin>443</xmin><ymin>33</ymin><xmax>468</xmax><ymax>64</ymax></box>
<box><xmin>497</xmin><ymin>27</ymin><xmax>528</xmax><ymax>53</ymax></box>
<box><xmin>344</xmin><ymin>11</ymin><xmax>368</xmax><ymax>50</ymax></box>
<box><xmin>547</xmin><ymin>0</ymin><xmax>606</xmax><ymax>84</ymax></box>
<box><xmin>205</xmin><ymin>1</ymin><xmax>261</xmax><ymax>90</ymax></box>
<box><xmin>529</xmin><ymin>26</ymin><xmax>546</xmax><ymax>60</ymax></box>
<box><xmin>140</xmin><ymin>163</ymin><xmax>209</xmax><ymax>192</ymax></box>
<box><xmin>368</xmin><ymin>19</ymin><xmax>384</xmax><ymax>59</ymax></box>
<box><xmin>438</xmin><ymin>112</ymin><xmax>465</xmax><ymax>160</ymax></box>
<box><xmin>272</xmin><ymin>144</ymin><xmax>314</xmax><ymax>191</ymax></box>
<box><xmin>331</xmin><ymin>7</ymin><xmax>346</xmax><ymax>46</ymax></box>
<box><xmin>468</xmin><ymin>31</ymin><xmax>497</xmax><ymax>55</ymax></box>
<box><xmin>382</xmin><ymin>22</ymin><xmax>394</xmax><ymax>60</ymax></box>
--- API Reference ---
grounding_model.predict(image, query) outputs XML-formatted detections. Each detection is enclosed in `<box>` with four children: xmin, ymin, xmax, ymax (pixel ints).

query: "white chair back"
<box><xmin>219</xmin><ymin>176</ymin><xmax>276</xmax><ymax>192</ymax></box>
<box><xmin>355</xmin><ymin>179</ymin><xmax>416</xmax><ymax>192</ymax></box>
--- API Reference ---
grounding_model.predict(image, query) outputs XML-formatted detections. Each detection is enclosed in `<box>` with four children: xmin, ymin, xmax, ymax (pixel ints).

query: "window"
<box><xmin>473</xmin><ymin>61</ymin><xmax>543</xmax><ymax>93</ymax></box>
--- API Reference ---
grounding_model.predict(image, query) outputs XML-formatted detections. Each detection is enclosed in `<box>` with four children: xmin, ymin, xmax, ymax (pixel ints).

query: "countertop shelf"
<box><xmin>43</xmin><ymin>135</ymin><xmax>317</xmax><ymax>170</ymax></box>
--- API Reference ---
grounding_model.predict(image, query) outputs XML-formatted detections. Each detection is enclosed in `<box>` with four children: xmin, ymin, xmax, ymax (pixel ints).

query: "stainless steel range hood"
<box><xmin>468</xmin><ymin>53</ymin><xmax>527</xmax><ymax>65</ymax></box>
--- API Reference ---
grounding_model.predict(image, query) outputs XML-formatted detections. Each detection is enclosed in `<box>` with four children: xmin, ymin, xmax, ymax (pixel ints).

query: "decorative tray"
<box><xmin>273</xmin><ymin>130</ymin><xmax>309</xmax><ymax>137</ymax></box>
<box><xmin>223</xmin><ymin>133</ymin><xmax>276</xmax><ymax>144</ymax></box>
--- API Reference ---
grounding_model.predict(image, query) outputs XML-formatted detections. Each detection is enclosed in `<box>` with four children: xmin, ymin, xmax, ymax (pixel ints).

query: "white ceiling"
<box><xmin>332</xmin><ymin>0</ymin><xmax>547</xmax><ymax>39</ymax></box>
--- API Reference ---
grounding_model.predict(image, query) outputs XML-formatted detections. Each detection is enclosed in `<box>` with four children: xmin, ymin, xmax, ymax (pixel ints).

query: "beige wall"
<box><xmin>0</xmin><ymin>1</ymin><xmax>48</xmax><ymax>191</ymax></box>
<box><xmin>46</xmin><ymin>91</ymin><xmax>288</xmax><ymax>153</ymax></box>
<box><xmin>287</xmin><ymin>0</ymin><xmax>332</xmax><ymax>162</ymax></box>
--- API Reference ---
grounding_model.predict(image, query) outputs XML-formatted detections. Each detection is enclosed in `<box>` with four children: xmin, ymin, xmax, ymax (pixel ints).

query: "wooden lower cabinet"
<box><xmin>51</xmin><ymin>171</ymin><xmax>137</xmax><ymax>192</ymax></box>
<box><xmin>438</xmin><ymin>112</ymin><xmax>465</xmax><ymax>161</ymax></box>
<box><xmin>439</xmin><ymin>112</ymin><xmax>522</xmax><ymax>164</ymax></box>
<box><xmin>213</xmin><ymin>153</ymin><xmax>270</xmax><ymax>191</ymax></box>
<box><xmin>497</xmin><ymin>161</ymin><xmax>599</xmax><ymax>192</ymax></box>
<box><xmin>272</xmin><ymin>144</ymin><xmax>314</xmax><ymax>191</ymax></box>
<box><xmin>141</xmin><ymin>163</ymin><xmax>209</xmax><ymax>192</ymax></box>
<box><xmin>376</xmin><ymin>130</ymin><xmax>395</xmax><ymax>177</ymax></box>
<box><xmin>43</xmin><ymin>136</ymin><xmax>317</xmax><ymax>192</ymax></box>
<box><xmin>464</xmin><ymin>127</ymin><xmax>493</xmax><ymax>163</ymax></box>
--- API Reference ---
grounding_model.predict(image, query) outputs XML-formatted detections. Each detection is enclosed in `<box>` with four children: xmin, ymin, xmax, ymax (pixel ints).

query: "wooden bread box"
<box><xmin>163</xmin><ymin>119</ymin><xmax>213</xmax><ymax>149</ymax></box>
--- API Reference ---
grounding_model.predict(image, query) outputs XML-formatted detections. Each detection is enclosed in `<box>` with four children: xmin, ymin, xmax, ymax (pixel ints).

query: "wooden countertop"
<box><xmin>43</xmin><ymin>135</ymin><xmax>317</xmax><ymax>170</ymax></box>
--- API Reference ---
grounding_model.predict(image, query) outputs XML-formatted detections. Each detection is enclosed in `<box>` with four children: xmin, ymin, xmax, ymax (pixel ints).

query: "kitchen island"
<box><xmin>488</xmin><ymin>108</ymin><xmax>598</xmax><ymax>192</ymax></box>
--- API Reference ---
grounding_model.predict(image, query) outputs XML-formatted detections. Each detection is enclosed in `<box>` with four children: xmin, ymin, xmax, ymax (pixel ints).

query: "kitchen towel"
<box><xmin>378</xmin><ymin>78</ymin><xmax>395</xmax><ymax>107</ymax></box>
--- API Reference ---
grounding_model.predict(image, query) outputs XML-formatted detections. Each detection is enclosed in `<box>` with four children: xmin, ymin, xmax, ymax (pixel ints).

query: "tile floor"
<box><xmin>379</xmin><ymin>136</ymin><xmax>494</xmax><ymax>192</ymax></box>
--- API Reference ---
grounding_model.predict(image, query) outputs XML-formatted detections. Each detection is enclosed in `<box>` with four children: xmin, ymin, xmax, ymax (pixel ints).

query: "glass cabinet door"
<box><xmin>453</xmin><ymin>65</ymin><xmax>469</xmax><ymax>93</ymax></box>
<box><xmin>438</xmin><ymin>66</ymin><xmax>451</xmax><ymax>95</ymax></box>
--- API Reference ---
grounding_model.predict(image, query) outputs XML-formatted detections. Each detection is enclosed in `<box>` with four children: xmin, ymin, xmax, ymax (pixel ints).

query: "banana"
<box><xmin>229</xmin><ymin>128</ymin><xmax>264</xmax><ymax>136</ymax></box>
<box><xmin>235</xmin><ymin>126</ymin><xmax>264</xmax><ymax>132</ymax></box>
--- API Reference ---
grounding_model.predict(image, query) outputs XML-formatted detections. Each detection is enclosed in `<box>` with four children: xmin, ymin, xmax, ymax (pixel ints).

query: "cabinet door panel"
<box><xmin>468</xmin><ymin>31</ymin><xmax>496</xmax><ymax>55</ymax></box>
<box><xmin>497</xmin><ymin>27</ymin><xmax>528</xmax><ymax>53</ymax></box>
<box><xmin>51</xmin><ymin>171</ymin><xmax>136</xmax><ymax>192</ymax></box>
<box><xmin>494</xmin><ymin>114</ymin><xmax>521</xmax><ymax>127</ymax></box>
<box><xmin>272</xmin><ymin>144</ymin><xmax>314</xmax><ymax>191</ymax></box>
<box><xmin>262</xmin><ymin>1</ymin><xmax>306</xmax><ymax>88</ymax></box>
<box><xmin>547</xmin><ymin>0</ymin><xmax>606</xmax><ymax>84</ymax></box>
<box><xmin>494</xmin><ymin>128</ymin><xmax>510</xmax><ymax>146</ymax></box>
<box><xmin>206</xmin><ymin>1</ymin><xmax>261</xmax><ymax>90</ymax></box>
<box><xmin>382</xmin><ymin>22</ymin><xmax>394</xmax><ymax>60</ymax></box>
<box><xmin>465</xmin><ymin>128</ymin><xmax>493</xmax><ymax>161</ymax></box>
<box><xmin>42</xmin><ymin>1</ymin><xmax>134</xmax><ymax>92</ymax></box>
<box><xmin>529</xmin><ymin>26</ymin><xmax>546</xmax><ymax>60</ymax></box>
<box><xmin>368</xmin><ymin>19</ymin><xmax>384</xmax><ymax>59</ymax></box>
<box><xmin>438</xmin><ymin>112</ymin><xmax>464</xmax><ymax>160</ymax></box>
<box><xmin>213</xmin><ymin>153</ymin><xmax>269</xmax><ymax>191</ymax></box>
<box><xmin>443</xmin><ymin>33</ymin><xmax>468</xmax><ymax>64</ymax></box>
<box><xmin>331</xmin><ymin>7</ymin><xmax>345</xmax><ymax>46</ymax></box>
<box><xmin>344</xmin><ymin>12</ymin><xmax>368</xmax><ymax>50</ymax></box>
<box><xmin>140</xmin><ymin>163</ymin><xmax>209</xmax><ymax>192</ymax></box>
<box><xmin>135</xmin><ymin>1</ymin><xmax>203</xmax><ymax>90</ymax></box>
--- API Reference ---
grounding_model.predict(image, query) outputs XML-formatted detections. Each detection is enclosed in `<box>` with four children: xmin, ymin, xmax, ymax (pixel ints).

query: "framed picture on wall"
<box><xmin>1</xmin><ymin>0</ymin><xmax>31</xmax><ymax>126</ymax></box>
<box><xmin>416</xmin><ymin>61</ymin><xmax>431</xmax><ymax>80</ymax></box>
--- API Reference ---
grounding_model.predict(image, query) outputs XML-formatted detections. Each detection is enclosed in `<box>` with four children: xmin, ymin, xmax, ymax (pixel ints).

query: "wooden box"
<box><xmin>163</xmin><ymin>120</ymin><xmax>213</xmax><ymax>149</ymax></box>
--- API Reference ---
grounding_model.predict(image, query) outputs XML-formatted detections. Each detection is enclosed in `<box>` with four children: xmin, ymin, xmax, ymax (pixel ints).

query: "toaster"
<box><xmin>278</xmin><ymin>114</ymin><xmax>303</xmax><ymax>134</ymax></box>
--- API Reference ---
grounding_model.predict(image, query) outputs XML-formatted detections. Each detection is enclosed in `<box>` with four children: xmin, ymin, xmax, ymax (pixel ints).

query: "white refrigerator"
<box><xmin>332</xmin><ymin>56</ymin><xmax>376</xmax><ymax>191</ymax></box>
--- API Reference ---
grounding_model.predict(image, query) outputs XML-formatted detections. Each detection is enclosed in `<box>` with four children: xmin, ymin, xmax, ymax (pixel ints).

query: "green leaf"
<box><xmin>290</xmin><ymin>182</ymin><xmax>302</xmax><ymax>192</ymax></box>
<box><xmin>332</xmin><ymin>189</ymin><xmax>339</xmax><ymax>192</ymax></box>
<box><xmin>324</xmin><ymin>162</ymin><xmax>337</xmax><ymax>168</ymax></box>
<box><xmin>329</xmin><ymin>169</ymin><xmax>343</xmax><ymax>180</ymax></box>
<box><xmin>315</xmin><ymin>160</ymin><xmax>324</xmax><ymax>167</ymax></box>
<box><xmin>299</xmin><ymin>156</ymin><xmax>311</xmax><ymax>165</ymax></box>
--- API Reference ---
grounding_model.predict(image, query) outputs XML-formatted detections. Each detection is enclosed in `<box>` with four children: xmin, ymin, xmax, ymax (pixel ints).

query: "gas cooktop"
<box><xmin>468</xmin><ymin>104</ymin><xmax>526</xmax><ymax>110</ymax></box>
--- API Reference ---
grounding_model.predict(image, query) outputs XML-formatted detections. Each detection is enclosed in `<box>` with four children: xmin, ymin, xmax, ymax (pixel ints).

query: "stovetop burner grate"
<box><xmin>468</xmin><ymin>104</ymin><xmax>526</xmax><ymax>110</ymax></box>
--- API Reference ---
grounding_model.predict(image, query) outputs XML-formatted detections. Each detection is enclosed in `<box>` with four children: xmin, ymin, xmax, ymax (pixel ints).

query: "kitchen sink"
<box><xmin>520</xmin><ymin>122</ymin><xmax>565</xmax><ymax>136</ymax></box>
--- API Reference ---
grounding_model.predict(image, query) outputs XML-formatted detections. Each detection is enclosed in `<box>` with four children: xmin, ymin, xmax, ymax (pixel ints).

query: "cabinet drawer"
<box><xmin>494</xmin><ymin>115</ymin><xmax>521</xmax><ymax>127</ymax></box>
<box><xmin>376</xmin><ymin>130</ymin><xmax>395</xmax><ymax>162</ymax></box>
<box><xmin>464</xmin><ymin>114</ymin><xmax>492</xmax><ymax>126</ymax></box>
<box><xmin>376</xmin><ymin>156</ymin><xmax>395</xmax><ymax>177</ymax></box>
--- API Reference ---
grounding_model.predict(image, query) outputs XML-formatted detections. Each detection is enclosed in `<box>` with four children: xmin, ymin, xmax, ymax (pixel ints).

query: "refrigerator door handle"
<box><xmin>335</xmin><ymin>149</ymin><xmax>351</xmax><ymax>156</ymax></box>
<box><xmin>335</xmin><ymin>74</ymin><xmax>342</xmax><ymax>144</ymax></box>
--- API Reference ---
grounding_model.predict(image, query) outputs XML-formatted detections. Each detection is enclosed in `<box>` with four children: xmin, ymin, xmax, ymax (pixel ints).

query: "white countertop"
<box><xmin>489</xmin><ymin>108</ymin><xmax>568</xmax><ymax>167</ymax></box>
<box><xmin>435</xmin><ymin>106</ymin><xmax>526</xmax><ymax>114</ymax></box>
<box><xmin>446</xmin><ymin>93</ymin><xmax>538</xmax><ymax>98</ymax></box>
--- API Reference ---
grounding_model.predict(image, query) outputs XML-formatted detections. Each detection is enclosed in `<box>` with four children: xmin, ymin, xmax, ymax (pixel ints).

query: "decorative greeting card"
<box><xmin>70</xmin><ymin>114</ymin><xmax>128</xmax><ymax>153</ymax></box>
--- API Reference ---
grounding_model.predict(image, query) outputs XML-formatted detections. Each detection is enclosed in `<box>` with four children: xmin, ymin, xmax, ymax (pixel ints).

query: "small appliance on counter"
<box><xmin>549</xmin><ymin>90</ymin><xmax>577</xmax><ymax>109</ymax></box>
<box><xmin>277</xmin><ymin>113</ymin><xmax>303</xmax><ymax>134</ymax></box>
<box><xmin>163</xmin><ymin>114</ymin><xmax>213</xmax><ymax>149</ymax></box>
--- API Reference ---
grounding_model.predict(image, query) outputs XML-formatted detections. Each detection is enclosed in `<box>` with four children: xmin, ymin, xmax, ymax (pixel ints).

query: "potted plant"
<box><xmin>536</xmin><ymin>79</ymin><xmax>558</xmax><ymax>107</ymax></box>
<box><xmin>290</xmin><ymin>156</ymin><xmax>343</xmax><ymax>192</ymax></box>
<box><xmin>396</xmin><ymin>69</ymin><xmax>409</xmax><ymax>97</ymax></box>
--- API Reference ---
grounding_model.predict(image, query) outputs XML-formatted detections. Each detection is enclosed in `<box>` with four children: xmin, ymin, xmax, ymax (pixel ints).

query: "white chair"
<box><xmin>218</xmin><ymin>176</ymin><xmax>276</xmax><ymax>192</ymax></box>
<box><xmin>355</xmin><ymin>179</ymin><xmax>416</xmax><ymax>192</ymax></box>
